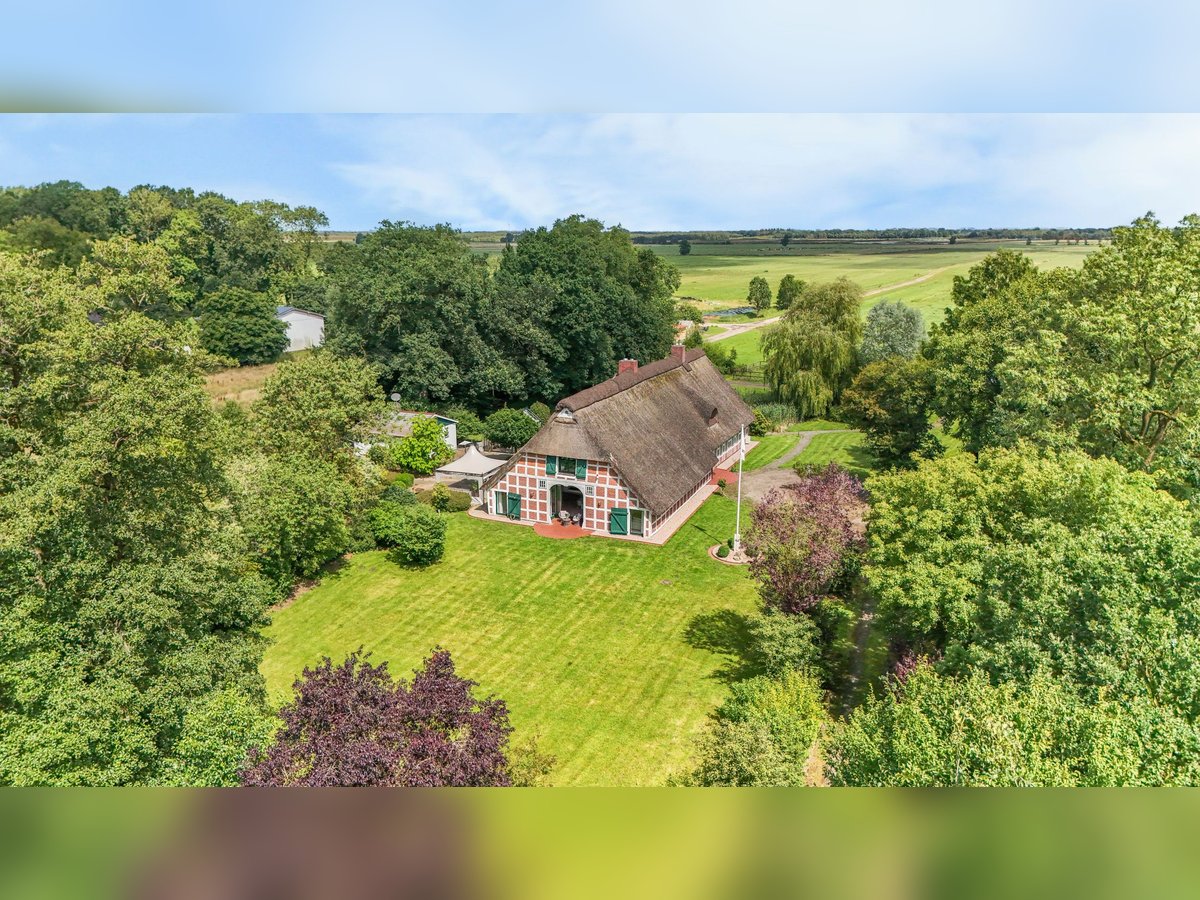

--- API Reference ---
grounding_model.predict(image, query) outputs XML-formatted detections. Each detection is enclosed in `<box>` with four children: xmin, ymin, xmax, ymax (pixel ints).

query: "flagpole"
<box><xmin>733</xmin><ymin>424</ymin><xmax>745</xmax><ymax>553</ymax></box>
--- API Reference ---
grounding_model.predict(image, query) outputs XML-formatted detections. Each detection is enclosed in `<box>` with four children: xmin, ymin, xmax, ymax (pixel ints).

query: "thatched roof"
<box><xmin>485</xmin><ymin>349</ymin><xmax>753</xmax><ymax>516</ymax></box>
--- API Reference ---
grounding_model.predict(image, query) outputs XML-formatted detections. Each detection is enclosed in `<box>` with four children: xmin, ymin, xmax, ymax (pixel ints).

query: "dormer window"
<box><xmin>556</xmin><ymin>408</ymin><xmax>576</xmax><ymax>423</ymax></box>
<box><xmin>707</xmin><ymin>406</ymin><xmax>719</xmax><ymax>426</ymax></box>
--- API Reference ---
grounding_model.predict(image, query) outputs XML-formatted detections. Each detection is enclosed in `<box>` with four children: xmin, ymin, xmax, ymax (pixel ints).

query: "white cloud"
<box><xmin>325</xmin><ymin>114</ymin><xmax>1200</xmax><ymax>230</ymax></box>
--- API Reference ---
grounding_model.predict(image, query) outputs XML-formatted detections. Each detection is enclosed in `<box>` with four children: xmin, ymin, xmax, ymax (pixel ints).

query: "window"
<box><xmin>558</xmin><ymin>456</ymin><xmax>576</xmax><ymax>476</ymax></box>
<box><xmin>716</xmin><ymin>432</ymin><xmax>742</xmax><ymax>460</ymax></box>
<box><xmin>630</xmin><ymin>508</ymin><xmax>645</xmax><ymax>536</ymax></box>
<box><xmin>493</xmin><ymin>490</ymin><xmax>508</xmax><ymax>516</ymax></box>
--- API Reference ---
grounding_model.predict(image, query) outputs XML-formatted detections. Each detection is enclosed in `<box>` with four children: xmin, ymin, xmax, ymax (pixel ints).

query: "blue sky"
<box><xmin>3</xmin><ymin>114</ymin><xmax>1200</xmax><ymax>231</ymax></box>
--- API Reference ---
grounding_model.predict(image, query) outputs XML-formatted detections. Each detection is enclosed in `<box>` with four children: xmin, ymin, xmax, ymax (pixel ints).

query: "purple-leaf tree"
<box><xmin>241</xmin><ymin>648</ymin><xmax>512</xmax><ymax>786</ymax></box>
<box><xmin>745</xmin><ymin>464</ymin><xmax>867</xmax><ymax>614</ymax></box>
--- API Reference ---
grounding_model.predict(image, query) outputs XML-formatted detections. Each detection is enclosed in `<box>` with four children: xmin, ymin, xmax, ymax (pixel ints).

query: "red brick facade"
<box><xmin>487</xmin><ymin>437</ymin><xmax>746</xmax><ymax>539</ymax></box>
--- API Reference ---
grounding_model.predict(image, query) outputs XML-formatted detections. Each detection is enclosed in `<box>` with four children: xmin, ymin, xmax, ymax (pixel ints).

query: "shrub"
<box><xmin>346</xmin><ymin>516</ymin><xmax>378</xmax><ymax>553</ymax></box>
<box><xmin>387</xmin><ymin>416</ymin><xmax>453</xmax><ymax>474</ymax></box>
<box><xmin>508</xmin><ymin>730</ymin><xmax>557</xmax><ymax>787</ymax></box>
<box><xmin>683</xmin><ymin>670</ymin><xmax>829</xmax><ymax>786</ymax></box>
<box><xmin>717</xmin><ymin>545</ymin><xmax>730</xmax><ymax>559</ymax></box>
<box><xmin>717</xmin><ymin>478</ymin><xmax>727</xmax><ymax>492</ymax></box>
<box><xmin>528</xmin><ymin>401</ymin><xmax>552</xmax><ymax>425</ymax></box>
<box><xmin>430</xmin><ymin>483</ymin><xmax>453</xmax><ymax>511</ymax></box>
<box><xmin>754</xmin><ymin>403</ymin><xmax>793</xmax><ymax>426</ymax></box>
<box><xmin>750</xmin><ymin>407</ymin><xmax>778</xmax><ymax>436</ymax></box>
<box><xmin>416</xmin><ymin>487</ymin><xmax>472</xmax><ymax>512</ymax></box>
<box><xmin>746</xmin><ymin>609</ymin><xmax>821</xmax><ymax>678</ymax></box>
<box><xmin>366</xmin><ymin>443</ymin><xmax>389</xmax><ymax>466</ymax></box>
<box><xmin>388</xmin><ymin>505</ymin><xmax>447</xmax><ymax>566</ymax></box>
<box><xmin>395</xmin><ymin>472</ymin><xmax>415</xmax><ymax>489</ymax></box>
<box><xmin>368</xmin><ymin>500</ymin><xmax>411</xmax><ymax>548</ymax></box>
<box><xmin>380</xmin><ymin>482</ymin><xmax>417</xmax><ymax>505</ymax></box>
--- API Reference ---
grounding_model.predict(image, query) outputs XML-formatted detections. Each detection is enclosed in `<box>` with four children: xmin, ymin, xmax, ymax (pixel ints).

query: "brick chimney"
<box><xmin>670</xmin><ymin>343</ymin><xmax>687</xmax><ymax>363</ymax></box>
<box><xmin>618</xmin><ymin>358</ymin><xmax>639</xmax><ymax>376</ymax></box>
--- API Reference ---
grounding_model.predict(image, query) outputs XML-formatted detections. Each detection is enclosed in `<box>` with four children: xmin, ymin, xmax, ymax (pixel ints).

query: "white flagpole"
<box><xmin>733</xmin><ymin>424</ymin><xmax>745</xmax><ymax>553</ymax></box>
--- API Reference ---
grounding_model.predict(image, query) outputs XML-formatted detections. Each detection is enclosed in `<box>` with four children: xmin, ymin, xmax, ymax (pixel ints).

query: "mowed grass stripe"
<box><xmin>262</xmin><ymin>496</ymin><xmax>759</xmax><ymax>786</ymax></box>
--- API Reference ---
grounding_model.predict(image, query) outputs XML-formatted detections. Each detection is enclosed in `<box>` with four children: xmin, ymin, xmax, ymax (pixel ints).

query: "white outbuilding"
<box><xmin>275</xmin><ymin>306</ymin><xmax>325</xmax><ymax>352</ymax></box>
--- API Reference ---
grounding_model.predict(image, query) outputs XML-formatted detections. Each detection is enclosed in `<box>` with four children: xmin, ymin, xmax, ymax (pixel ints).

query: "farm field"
<box><xmin>702</xmin><ymin>241</ymin><xmax>1094</xmax><ymax>367</ymax></box>
<box><xmin>649</xmin><ymin>239</ymin><xmax>1095</xmax><ymax>313</ymax></box>
<box><xmin>261</xmin><ymin>496</ymin><xmax>760</xmax><ymax>786</ymax></box>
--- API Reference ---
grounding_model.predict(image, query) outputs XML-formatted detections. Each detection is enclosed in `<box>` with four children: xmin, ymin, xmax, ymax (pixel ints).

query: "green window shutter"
<box><xmin>545</xmin><ymin>455</ymin><xmax>557</xmax><ymax>475</ymax></box>
<box><xmin>575</xmin><ymin>458</ymin><xmax>587</xmax><ymax>479</ymax></box>
<box><xmin>608</xmin><ymin>508</ymin><xmax>628</xmax><ymax>535</ymax></box>
<box><xmin>507</xmin><ymin>492</ymin><xmax>521</xmax><ymax>520</ymax></box>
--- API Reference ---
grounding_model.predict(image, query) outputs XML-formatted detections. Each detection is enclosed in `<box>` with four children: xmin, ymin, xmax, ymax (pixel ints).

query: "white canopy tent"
<box><xmin>434</xmin><ymin>443</ymin><xmax>506</xmax><ymax>495</ymax></box>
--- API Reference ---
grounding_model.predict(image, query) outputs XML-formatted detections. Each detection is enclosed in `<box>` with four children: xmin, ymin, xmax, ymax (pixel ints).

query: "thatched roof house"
<box><xmin>482</xmin><ymin>347</ymin><xmax>753</xmax><ymax>540</ymax></box>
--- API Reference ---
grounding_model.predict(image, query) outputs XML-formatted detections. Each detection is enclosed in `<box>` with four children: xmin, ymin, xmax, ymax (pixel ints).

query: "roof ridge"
<box><xmin>558</xmin><ymin>349</ymin><xmax>708</xmax><ymax>411</ymax></box>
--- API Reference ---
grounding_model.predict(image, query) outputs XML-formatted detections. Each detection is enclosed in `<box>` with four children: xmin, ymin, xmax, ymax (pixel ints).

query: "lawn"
<box><xmin>789</xmin><ymin>418</ymin><xmax>851</xmax><ymax>432</ymax></box>
<box><xmin>741</xmin><ymin>433</ymin><xmax>802</xmax><ymax>471</ymax></box>
<box><xmin>261</xmin><ymin>497</ymin><xmax>761</xmax><ymax>786</ymax></box>
<box><xmin>792</xmin><ymin>431</ymin><xmax>877</xmax><ymax>477</ymax></box>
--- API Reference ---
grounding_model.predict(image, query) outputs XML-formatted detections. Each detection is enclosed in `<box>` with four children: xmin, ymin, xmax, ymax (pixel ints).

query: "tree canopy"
<box><xmin>829</xmin><ymin>664</ymin><xmax>1195</xmax><ymax>786</ymax></box>
<box><xmin>858</xmin><ymin>299</ymin><xmax>924</xmax><ymax>364</ymax></box>
<box><xmin>0</xmin><ymin>252</ymin><xmax>275</xmax><ymax>784</ymax></box>
<box><xmin>926</xmin><ymin>217</ymin><xmax>1200</xmax><ymax>496</ymax></box>
<box><xmin>747</xmin><ymin>276</ymin><xmax>772</xmax><ymax>313</ymax></box>
<box><xmin>761</xmin><ymin>278</ymin><xmax>863</xmax><ymax>418</ymax></box>
<box><xmin>865</xmin><ymin>445</ymin><xmax>1200</xmax><ymax>742</ymax></box>
<box><xmin>241</xmin><ymin>649</ymin><xmax>511</xmax><ymax>786</ymax></box>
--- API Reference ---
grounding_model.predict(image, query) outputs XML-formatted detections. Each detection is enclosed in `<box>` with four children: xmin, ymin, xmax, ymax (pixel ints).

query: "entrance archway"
<box><xmin>552</xmin><ymin>484</ymin><xmax>584</xmax><ymax>524</ymax></box>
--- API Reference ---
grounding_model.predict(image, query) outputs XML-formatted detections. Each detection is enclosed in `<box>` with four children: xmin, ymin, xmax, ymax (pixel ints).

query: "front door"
<box><xmin>608</xmin><ymin>508</ymin><xmax>628</xmax><ymax>535</ymax></box>
<box><xmin>630</xmin><ymin>508</ymin><xmax>645</xmax><ymax>537</ymax></box>
<box><xmin>507</xmin><ymin>492</ymin><xmax>522</xmax><ymax>520</ymax></box>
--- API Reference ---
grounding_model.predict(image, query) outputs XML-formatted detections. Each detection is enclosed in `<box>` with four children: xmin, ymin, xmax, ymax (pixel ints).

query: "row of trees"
<box><xmin>324</xmin><ymin>216</ymin><xmax>682</xmax><ymax>410</ymax></box>
<box><xmin>0</xmin><ymin>181</ymin><xmax>330</xmax><ymax>366</ymax></box>
<box><xmin>745</xmin><ymin>273</ymin><xmax>806</xmax><ymax>314</ymax></box>
<box><xmin>3</xmin><ymin>183</ymin><xmax>689</xmax><ymax>416</ymax></box>
<box><xmin>632</xmin><ymin>227</ymin><xmax>1114</xmax><ymax>244</ymax></box>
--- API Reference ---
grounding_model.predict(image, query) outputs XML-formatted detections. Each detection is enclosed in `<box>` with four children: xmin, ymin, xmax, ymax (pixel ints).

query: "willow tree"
<box><xmin>761</xmin><ymin>277</ymin><xmax>863</xmax><ymax>418</ymax></box>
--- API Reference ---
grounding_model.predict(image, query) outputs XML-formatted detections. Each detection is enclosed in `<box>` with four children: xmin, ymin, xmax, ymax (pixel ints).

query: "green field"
<box><xmin>703</xmin><ymin>242</ymin><xmax>1093</xmax><ymax>367</ymax></box>
<box><xmin>262</xmin><ymin>497</ymin><xmax>759</xmax><ymax>786</ymax></box>
<box><xmin>652</xmin><ymin>239</ymin><xmax>1094</xmax><ymax>313</ymax></box>
<box><xmin>717</xmin><ymin>328</ymin><xmax>769</xmax><ymax>366</ymax></box>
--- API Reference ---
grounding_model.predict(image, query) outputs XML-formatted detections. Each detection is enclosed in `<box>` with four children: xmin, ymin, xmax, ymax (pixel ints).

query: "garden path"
<box><xmin>738</xmin><ymin>430</ymin><xmax>852</xmax><ymax>502</ymax></box>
